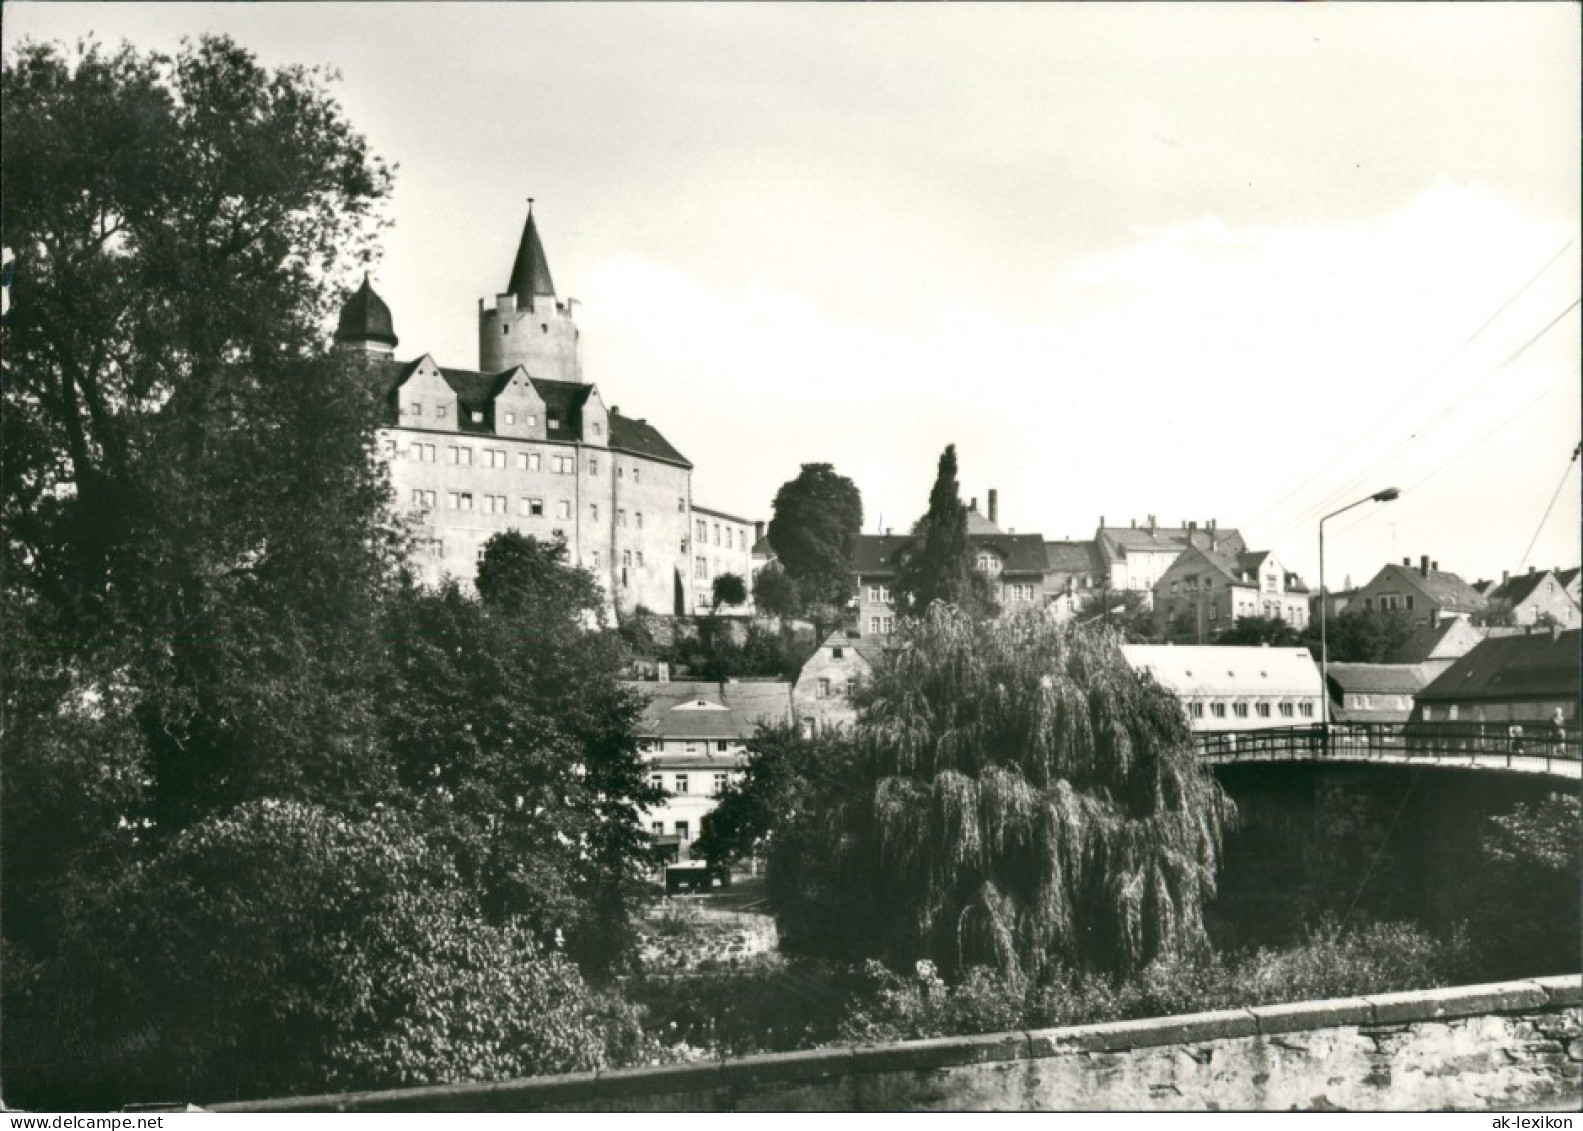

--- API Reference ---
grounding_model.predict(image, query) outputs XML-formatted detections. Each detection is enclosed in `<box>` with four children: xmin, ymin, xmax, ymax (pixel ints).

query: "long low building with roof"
<box><xmin>1121</xmin><ymin>644</ymin><xmax>1323</xmax><ymax>732</ymax></box>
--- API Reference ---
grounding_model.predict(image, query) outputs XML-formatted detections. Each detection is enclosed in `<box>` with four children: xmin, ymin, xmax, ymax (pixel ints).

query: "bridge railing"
<box><xmin>1192</xmin><ymin>721</ymin><xmax>1582</xmax><ymax>771</ymax></box>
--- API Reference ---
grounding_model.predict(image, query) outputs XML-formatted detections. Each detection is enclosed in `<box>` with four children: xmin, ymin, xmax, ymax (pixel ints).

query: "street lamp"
<box><xmin>1319</xmin><ymin>488</ymin><xmax>1400</xmax><ymax>742</ymax></box>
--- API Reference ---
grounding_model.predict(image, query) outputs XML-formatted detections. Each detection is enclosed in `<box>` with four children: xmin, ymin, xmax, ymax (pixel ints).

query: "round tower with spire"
<box><xmin>479</xmin><ymin>200</ymin><xmax>582</xmax><ymax>382</ymax></box>
<box><xmin>335</xmin><ymin>273</ymin><xmax>399</xmax><ymax>356</ymax></box>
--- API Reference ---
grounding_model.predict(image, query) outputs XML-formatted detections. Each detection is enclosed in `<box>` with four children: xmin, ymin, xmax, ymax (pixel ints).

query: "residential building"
<box><xmin>1095</xmin><ymin>517</ymin><xmax>1247</xmax><ymax>608</ymax></box>
<box><xmin>1121</xmin><ymin>645</ymin><xmax>1323</xmax><ymax>732</ymax></box>
<box><xmin>1475</xmin><ymin>568</ymin><xmax>1582</xmax><ymax>629</ymax></box>
<box><xmin>1042</xmin><ymin>539</ymin><xmax>1107</xmax><ymax>622</ymax></box>
<box><xmin>626</xmin><ymin>679</ymin><xmax>794</xmax><ymax>860</ymax></box>
<box><xmin>1349</xmin><ymin>556</ymin><xmax>1486</xmax><ymax>629</ymax></box>
<box><xmin>1380</xmin><ymin>616</ymin><xmax>1489</xmax><ymax>665</ymax></box>
<box><xmin>1152</xmin><ymin>545</ymin><xmax>1310</xmax><ymax>641</ymax></box>
<box><xmin>1324</xmin><ymin>663</ymin><xmax>1443</xmax><ymax>726</ymax></box>
<box><xmin>793</xmin><ymin>631</ymin><xmax>886</xmax><ymax>732</ymax></box>
<box><xmin>338</xmin><ymin>205</ymin><xmax>757</xmax><ymax>616</ymax></box>
<box><xmin>1410</xmin><ymin>628</ymin><xmax>1579</xmax><ymax>730</ymax></box>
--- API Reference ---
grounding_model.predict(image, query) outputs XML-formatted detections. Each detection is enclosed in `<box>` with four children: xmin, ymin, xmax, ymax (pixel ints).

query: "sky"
<box><xmin>6</xmin><ymin>3</ymin><xmax>1580</xmax><ymax>590</ymax></box>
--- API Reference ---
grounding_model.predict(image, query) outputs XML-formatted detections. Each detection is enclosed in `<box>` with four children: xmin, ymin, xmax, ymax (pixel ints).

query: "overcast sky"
<box><xmin>7</xmin><ymin>3</ymin><xmax>1580</xmax><ymax>589</ymax></box>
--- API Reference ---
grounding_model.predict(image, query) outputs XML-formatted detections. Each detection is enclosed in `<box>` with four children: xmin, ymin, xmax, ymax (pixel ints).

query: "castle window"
<box><xmin>636</xmin><ymin>552</ymin><xmax>644</xmax><ymax>567</ymax></box>
<box><xmin>589</xmin><ymin>457</ymin><xmax>599</xmax><ymax>476</ymax></box>
<box><xmin>697</xmin><ymin>520</ymin><xmax>707</xmax><ymax>541</ymax></box>
<box><xmin>623</xmin><ymin>550</ymin><xmax>632</xmax><ymax>567</ymax></box>
<box><xmin>678</xmin><ymin>497</ymin><xmax>685</xmax><ymax>512</ymax></box>
<box><xmin>590</xmin><ymin>503</ymin><xmax>599</xmax><ymax>521</ymax></box>
<box><xmin>635</xmin><ymin>512</ymin><xmax>643</xmax><ymax>529</ymax></box>
<box><xmin>695</xmin><ymin>556</ymin><xmax>708</xmax><ymax>580</ymax></box>
<box><xmin>713</xmin><ymin>524</ymin><xmax>721</xmax><ymax>546</ymax></box>
<box><xmin>633</xmin><ymin>468</ymin><xmax>641</xmax><ymax>483</ymax></box>
<box><xmin>459</xmin><ymin>492</ymin><xmax>474</xmax><ymax>512</ymax></box>
<box><xmin>529</xmin><ymin>453</ymin><xmax>541</xmax><ymax>471</ymax></box>
<box><xmin>590</xmin><ymin>550</ymin><xmax>600</xmax><ymax>568</ymax></box>
<box><xmin>502</xmin><ymin>325</ymin><xmax>510</xmax><ymax>335</ymax></box>
<box><xmin>617</xmin><ymin>509</ymin><xmax>627</xmax><ymax>527</ymax></box>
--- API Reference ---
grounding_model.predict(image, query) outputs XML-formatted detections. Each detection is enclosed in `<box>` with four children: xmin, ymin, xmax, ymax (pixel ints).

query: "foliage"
<box><xmin>666</xmin><ymin>619</ymin><xmax>815</xmax><ymax>682</ymax></box>
<box><xmin>1459</xmin><ymin>792</ymin><xmax>1581</xmax><ymax>979</ymax></box>
<box><xmin>1319</xmin><ymin>607</ymin><xmax>1418</xmax><ymax>663</ymax></box>
<box><xmin>1074</xmin><ymin>588</ymin><xmax>1159</xmax><ymax>642</ymax></box>
<box><xmin>711</xmin><ymin>572</ymin><xmax>749</xmax><ymax>612</ymax></box>
<box><xmin>766</xmin><ymin>463</ymin><xmax>863</xmax><ymax>608</ymax></box>
<box><xmin>751</xmin><ymin>561</ymin><xmax>804</xmax><ymax>621</ymax></box>
<box><xmin>2</xmin><ymin>801</ymin><xmax>646</xmax><ymax>1108</ymax></box>
<box><xmin>695</xmin><ymin>723</ymin><xmax>850</xmax><ymax>869</ymax></box>
<box><xmin>1216</xmin><ymin>615</ymin><xmax>1303</xmax><ymax>647</ymax></box>
<box><xmin>763</xmin><ymin>608</ymin><xmax>1230</xmax><ymax>980</ymax></box>
<box><xmin>891</xmin><ymin>445</ymin><xmax>997</xmax><ymax>620</ymax></box>
<box><xmin>379</xmin><ymin>533</ymin><xmax>661</xmax><ymax>974</ymax></box>
<box><xmin>834</xmin><ymin>918</ymin><xmax>1459</xmax><ymax>1045</ymax></box>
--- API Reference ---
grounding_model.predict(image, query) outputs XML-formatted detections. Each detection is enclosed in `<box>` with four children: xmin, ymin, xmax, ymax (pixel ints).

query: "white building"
<box><xmin>1121</xmin><ymin>644</ymin><xmax>1323</xmax><ymax>732</ymax></box>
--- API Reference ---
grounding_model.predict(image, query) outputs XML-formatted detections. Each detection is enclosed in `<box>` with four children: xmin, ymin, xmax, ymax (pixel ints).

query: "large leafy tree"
<box><xmin>1316</xmin><ymin>607</ymin><xmax>1418</xmax><ymax>662</ymax></box>
<box><xmin>1075</xmin><ymin>588</ymin><xmax>1159</xmax><ymax>642</ymax></box>
<box><xmin>380</xmin><ymin>533</ymin><xmax>662</xmax><ymax>974</ymax></box>
<box><xmin>763</xmin><ymin>608</ymin><xmax>1230</xmax><ymax>980</ymax></box>
<box><xmin>892</xmin><ymin>445</ymin><xmax>996</xmax><ymax>620</ymax></box>
<box><xmin>766</xmin><ymin>463</ymin><xmax>863</xmax><ymax>608</ymax></box>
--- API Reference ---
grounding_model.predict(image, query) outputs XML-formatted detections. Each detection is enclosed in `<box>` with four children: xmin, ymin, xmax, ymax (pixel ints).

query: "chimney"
<box><xmin>1431</xmin><ymin>560</ymin><xmax>1439</xmax><ymax>572</ymax></box>
<box><xmin>885</xmin><ymin>527</ymin><xmax>893</xmax><ymax>536</ymax></box>
<box><xmin>1131</xmin><ymin>518</ymin><xmax>1137</xmax><ymax>529</ymax></box>
<box><xmin>1100</xmin><ymin>515</ymin><xmax>1106</xmax><ymax>529</ymax></box>
<box><xmin>1403</xmin><ymin>557</ymin><xmax>1412</xmax><ymax>567</ymax></box>
<box><xmin>1502</xmin><ymin>570</ymin><xmax>1510</xmax><ymax>587</ymax></box>
<box><xmin>1188</xmin><ymin>520</ymin><xmax>1197</xmax><ymax>534</ymax></box>
<box><xmin>970</xmin><ymin>496</ymin><xmax>979</xmax><ymax>513</ymax></box>
<box><xmin>1208</xmin><ymin>518</ymin><xmax>1217</xmax><ymax>532</ymax></box>
<box><xmin>1148</xmin><ymin>515</ymin><xmax>1157</xmax><ymax>535</ymax></box>
<box><xmin>1420</xmin><ymin>555</ymin><xmax>1430</xmax><ymax>578</ymax></box>
<box><xmin>988</xmin><ymin>489</ymin><xmax>999</xmax><ymax>525</ymax></box>
<box><xmin>1528</xmin><ymin>564</ymin><xmax>1536</xmax><ymax>575</ymax></box>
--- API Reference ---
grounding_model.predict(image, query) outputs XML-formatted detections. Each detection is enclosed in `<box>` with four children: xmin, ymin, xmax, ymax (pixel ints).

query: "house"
<box><xmin>793</xmin><ymin>631</ymin><xmax>887</xmax><ymax>732</ymax></box>
<box><xmin>1349</xmin><ymin>556</ymin><xmax>1486</xmax><ymax>629</ymax></box>
<box><xmin>851</xmin><ymin>491</ymin><xmax>1051</xmax><ymax>637</ymax></box>
<box><xmin>1152</xmin><ymin>545</ymin><xmax>1310</xmax><ymax>641</ymax></box>
<box><xmin>1410</xmin><ymin>627</ymin><xmax>1580</xmax><ymax>731</ymax></box>
<box><xmin>341</xmin><ymin>204</ymin><xmax>758</xmax><ymax>615</ymax></box>
<box><xmin>1121</xmin><ymin>645</ymin><xmax>1324</xmax><ymax>732</ymax></box>
<box><xmin>625</xmin><ymin>679</ymin><xmax>794</xmax><ymax>860</ymax></box>
<box><xmin>1380</xmin><ymin>616</ymin><xmax>1489</xmax><ymax>665</ymax></box>
<box><xmin>1476</xmin><ymin>568</ymin><xmax>1581</xmax><ymax>629</ymax></box>
<box><xmin>1324</xmin><ymin>663</ymin><xmax>1444</xmax><ymax>726</ymax></box>
<box><xmin>1094</xmin><ymin>517</ymin><xmax>1247</xmax><ymax>608</ymax></box>
<box><xmin>1042</xmin><ymin>540</ymin><xmax>1107</xmax><ymax>622</ymax></box>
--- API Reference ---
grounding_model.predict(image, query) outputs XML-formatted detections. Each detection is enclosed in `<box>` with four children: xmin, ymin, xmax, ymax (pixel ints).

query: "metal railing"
<box><xmin>1192</xmin><ymin>721</ymin><xmax>1582</xmax><ymax>776</ymax></box>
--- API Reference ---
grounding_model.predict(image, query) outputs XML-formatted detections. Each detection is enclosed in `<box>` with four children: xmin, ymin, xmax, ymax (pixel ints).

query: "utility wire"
<box><xmin>1248</xmin><ymin>238</ymin><xmax>1577</xmax><ymax>533</ymax></box>
<box><xmin>1516</xmin><ymin>442</ymin><xmax>1582</xmax><ymax>574</ymax></box>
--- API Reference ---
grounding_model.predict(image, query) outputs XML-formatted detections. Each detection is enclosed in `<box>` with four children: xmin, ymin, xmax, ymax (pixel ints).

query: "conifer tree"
<box><xmin>892</xmin><ymin>445</ymin><xmax>996</xmax><ymax>620</ymax></box>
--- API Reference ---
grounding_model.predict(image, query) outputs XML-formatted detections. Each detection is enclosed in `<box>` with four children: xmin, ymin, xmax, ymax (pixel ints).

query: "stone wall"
<box><xmin>210</xmin><ymin>976</ymin><xmax>1580</xmax><ymax>1112</ymax></box>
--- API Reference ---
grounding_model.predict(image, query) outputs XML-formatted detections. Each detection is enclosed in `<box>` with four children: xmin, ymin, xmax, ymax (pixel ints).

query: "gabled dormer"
<box><xmin>395</xmin><ymin>355</ymin><xmax>457</xmax><ymax>430</ymax></box>
<box><xmin>581</xmin><ymin>385</ymin><xmax>609</xmax><ymax>449</ymax></box>
<box><xmin>493</xmin><ymin>367</ymin><xmax>547</xmax><ymax>441</ymax></box>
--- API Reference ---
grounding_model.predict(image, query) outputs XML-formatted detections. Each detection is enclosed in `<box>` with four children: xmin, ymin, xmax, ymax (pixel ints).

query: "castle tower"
<box><xmin>334</xmin><ymin>274</ymin><xmax>398</xmax><ymax>356</ymax></box>
<box><xmin>478</xmin><ymin>201</ymin><xmax>582</xmax><ymax>381</ymax></box>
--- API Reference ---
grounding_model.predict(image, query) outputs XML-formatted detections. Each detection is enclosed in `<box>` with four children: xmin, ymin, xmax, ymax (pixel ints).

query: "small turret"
<box><xmin>335</xmin><ymin>274</ymin><xmax>398</xmax><ymax>355</ymax></box>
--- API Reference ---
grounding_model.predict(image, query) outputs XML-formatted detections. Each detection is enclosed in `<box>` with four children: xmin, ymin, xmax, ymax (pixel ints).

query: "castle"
<box><xmin>335</xmin><ymin>204</ymin><xmax>756</xmax><ymax>615</ymax></box>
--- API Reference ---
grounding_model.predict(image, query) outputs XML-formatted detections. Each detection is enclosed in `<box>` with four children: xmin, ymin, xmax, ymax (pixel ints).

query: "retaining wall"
<box><xmin>210</xmin><ymin>975</ymin><xmax>1581</xmax><ymax>1112</ymax></box>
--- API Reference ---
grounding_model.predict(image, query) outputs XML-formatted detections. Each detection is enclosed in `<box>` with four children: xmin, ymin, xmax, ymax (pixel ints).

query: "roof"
<box><xmin>965</xmin><ymin>508</ymin><xmax>1001</xmax><ymax>535</ymax></box>
<box><xmin>1416</xmin><ymin>628</ymin><xmax>1581</xmax><ymax>704</ymax></box>
<box><xmin>1558</xmin><ymin>567</ymin><xmax>1581</xmax><ymax>591</ymax></box>
<box><xmin>1097</xmin><ymin>525</ymin><xmax>1247</xmax><ymax>562</ymax></box>
<box><xmin>1325</xmin><ymin>663</ymin><xmax>1440</xmax><ymax>696</ymax></box>
<box><xmin>1121</xmin><ymin>645</ymin><xmax>1323</xmax><ymax>698</ymax></box>
<box><xmin>609</xmin><ymin>412</ymin><xmax>691</xmax><ymax>468</ymax></box>
<box><xmin>1485</xmin><ymin>570</ymin><xmax>1553</xmax><ymax>608</ymax></box>
<box><xmin>1044</xmin><ymin>540</ymin><xmax>1104</xmax><ymax>575</ymax></box>
<box><xmin>626</xmin><ymin>680</ymin><xmax>794</xmax><ymax>740</ymax></box>
<box><xmin>506</xmin><ymin>205</ymin><xmax>556</xmax><ymax>298</ymax></box>
<box><xmin>812</xmin><ymin>631</ymin><xmax>886</xmax><ymax>668</ymax></box>
<box><xmin>336</xmin><ymin>275</ymin><xmax>398</xmax><ymax>348</ymax></box>
<box><xmin>853</xmin><ymin>531</ymin><xmax>1049</xmax><ymax>577</ymax></box>
<box><xmin>693</xmin><ymin>504</ymin><xmax>754</xmax><ymax>525</ymax></box>
<box><xmin>1381</xmin><ymin>617</ymin><xmax>1485</xmax><ymax>664</ymax></box>
<box><xmin>1363</xmin><ymin>563</ymin><xmax>1486</xmax><ymax>612</ymax></box>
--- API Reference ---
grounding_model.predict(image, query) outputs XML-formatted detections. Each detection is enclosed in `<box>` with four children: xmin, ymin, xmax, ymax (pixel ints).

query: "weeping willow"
<box><xmin>817</xmin><ymin>605</ymin><xmax>1230</xmax><ymax>980</ymax></box>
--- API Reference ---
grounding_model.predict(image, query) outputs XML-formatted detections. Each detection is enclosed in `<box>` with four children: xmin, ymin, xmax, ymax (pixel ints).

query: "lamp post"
<box><xmin>1319</xmin><ymin>488</ymin><xmax>1400</xmax><ymax>745</ymax></box>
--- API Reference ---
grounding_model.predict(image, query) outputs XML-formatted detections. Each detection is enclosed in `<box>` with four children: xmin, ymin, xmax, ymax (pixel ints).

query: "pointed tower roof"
<box><xmin>335</xmin><ymin>274</ymin><xmax>398</xmax><ymax>348</ymax></box>
<box><xmin>506</xmin><ymin>200</ymin><xmax>556</xmax><ymax>298</ymax></box>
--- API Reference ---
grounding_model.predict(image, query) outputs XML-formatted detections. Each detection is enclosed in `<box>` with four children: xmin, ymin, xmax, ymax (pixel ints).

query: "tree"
<box><xmin>1217</xmin><ymin>616</ymin><xmax>1302</xmax><ymax>647</ymax></box>
<box><xmin>1075</xmin><ymin>588</ymin><xmax>1159</xmax><ymax>642</ymax></box>
<box><xmin>751</xmin><ymin>561</ymin><xmax>804</xmax><ymax>621</ymax></box>
<box><xmin>762</xmin><ymin>608</ymin><xmax>1230</xmax><ymax>980</ymax></box>
<box><xmin>710</xmin><ymin>571</ymin><xmax>748</xmax><ymax>613</ymax></box>
<box><xmin>1318</xmin><ymin>607</ymin><xmax>1418</xmax><ymax>662</ymax></box>
<box><xmin>766</xmin><ymin>464</ymin><xmax>863</xmax><ymax>608</ymax></box>
<box><xmin>892</xmin><ymin>445</ymin><xmax>997</xmax><ymax>621</ymax></box>
<box><xmin>380</xmin><ymin>533</ymin><xmax>661</xmax><ymax>974</ymax></box>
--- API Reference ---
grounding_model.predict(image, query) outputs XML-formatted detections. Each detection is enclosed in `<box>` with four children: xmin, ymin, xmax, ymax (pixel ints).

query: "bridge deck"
<box><xmin>1192</xmin><ymin>722</ymin><xmax>1581</xmax><ymax>780</ymax></box>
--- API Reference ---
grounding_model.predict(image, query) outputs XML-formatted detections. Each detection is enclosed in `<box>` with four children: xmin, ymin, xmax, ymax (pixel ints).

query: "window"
<box><xmin>413</xmin><ymin>443</ymin><xmax>436</xmax><ymax>462</ymax></box>
<box><xmin>409</xmin><ymin>401</ymin><xmax>421</xmax><ymax>416</ymax></box>
<box><xmin>589</xmin><ymin>456</ymin><xmax>599</xmax><ymax>476</ymax></box>
<box><xmin>434</xmin><ymin>404</ymin><xmax>447</xmax><ymax>419</ymax></box>
<box><xmin>617</xmin><ymin>509</ymin><xmax>627</xmax><ymax>527</ymax></box>
<box><xmin>1298</xmin><ymin>702</ymin><xmax>1314</xmax><ymax>718</ymax></box>
<box><xmin>678</xmin><ymin>497</ymin><xmax>685</xmax><ymax>512</ymax></box>
<box><xmin>1209</xmin><ymin>606</ymin><xmax>1217</xmax><ymax>621</ymax></box>
<box><xmin>1279</xmin><ymin>702</ymin><xmax>1295</xmax><ymax>718</ymax></box>
<box><xmin>832</xmin><ymin>646</ymin><xmax>844</xmax><ymax>660</ymax></box>
<box><xmin>411</xmin><ymin>489</ymin><xmax>426</xmax><ymax>508</ymax></box>
<box><xmin>867</xmin><ymin>585</ymin><xmax>891</xmax><ymax>604</ymax></box>
<box><xmin>589</xmin><ymin>503</ymin><xmax>599</xmax><ymax>521</ymax></box>
<box><xmin>675</xmin><ymin>820</ymin><xmax>689</xmax><ymax>842</ymax></box>
<box><xmin>1233</xmin><ymin>702</ymin><xmax>1249</xmax><ymax>718</ymax></box>
<box><xmin>459</xmin><ymin>492</ymin><xmax>474</xmax><ymax>512</ymax></box>
<box><xmin>1189</xmin><ymin>701</ymin><xmax>1206</xmax><ymax>718</ymax></box>
<box><xmin>471</xmin><ymin>411</ymin><xmax>483</xmax><ymax>424</ymax></box>
<box><xmin>716</xmin><ymin>740</ymin><xmax>729</xmax><ymax>752</ymax></box>
<box><xmin>522</xmin><ymin>497</ymin><xmax>543</xmax><ymax>517</ymax></box>
<box><xmin>846</xmin><ymin>679</ymin><xmax>856</xmax><ymax>698</ymax></box>
<box><xmin>714</xmin><ymin>772</ymin><xmax>729</xmax><ymax>795</ymax></box>
<box><xmin>651</xmin><ymin>822</ymin><xmax>664</xmax><ymax>835</ymax></box>
<box><xmin>1406</xmin><ymin>596</ymin><xmax>1415</xmax><ymax>611</ymax></box>
<box><xmin>447</xmin><ymin>446</ymin><xmax>460</xmax><ymax>464</ymax></box>
<box><xmin>1447</xmin><ymin>705</ymin><xmax>1459</xmax><ymax>721</ymax></box>
<box><xmin>460</xmin><ymin>447</ymin><xmax>473</xmax><ymax>466</ymax></box>
<box><xmin>623</xmin><ymin>550</ymin><xmax>632</xmax><ymax>567</ymax></box>
<box><xmin>527</xmin><ymin>415</ymin><xmax>537</xmax><ymax>428</ymax></box>
<box><xmin>633</xmin><ymin>468</ymin><xmax>641</xmax><ymax>483</ymax></box>
<box><xmin>1364</xmin><ymin>597</ymin><xmax>1375</xmax><ymax>610</ymax></box>
<box><xmin>557</xmin><ymin>500</ymin><xmax>571</xmax><ymax>519</ymax></box>
<box><xmin>881</xmin><ymin>617</ymin><xmax>893</xmax><ymax>633</ymax></box>
<box><xmin>695</xmin><ymin>556</ymin><xmax>708</xmax><ymax>580</ymax></box>
<box><xmin>674</xmin><ymin>774</ymin><xmax>689</xmax><ymax>794</ymax></box>
<box><xmin>869</xmin><ymin>617</ymin><xmax>881</xmax><ymax>634</ymax></box>
<box><xmin>697</xmin><ymin>520</ymin><xmax>707</xmax><ymax>541</ymax></box>
<box><xmin>1256</xmin><ymin>702</ymin><xmax>1271</xmax><ymax>718</ymax></box>
<box><xmin>504</xmin><ymin>411</ymin><xmax>516</xmax><ymax>425</ymax></box>
<box><xmin>1211</xmin><ymin>702</ymin><xmax>1228</xmax><ymax>718</ymax></box>
<box><xmin>447</xmin><ymin>492</ymin><xmax>460</xmax><ymax>510</ymax></box>
<box><xmin>976</xmin><ymin>553</ymin><xmax>1002</xmax><ymax>573</ymax></box>
<box><xmin>818</xmin><ymin>678</ymin><xmax>832</xmax><ymax>699</ymax></box>
<box><xmin>590</xmin><ymin>550</ymin><xmax>600</xmax><ymax>568</ymax></box>
<box><xmin>649</xmin><ymin>774</ymin><xmax>663</xmax><ymax>790</ymax></box>
<box><xmin>529</xmin><ymin>453</ymin><xmax>542</xmax><ymax>471</ymax></box>
<box><xmin>592</xmin><ymin>422</ymin><xmax>603</xmax><ymax>437</ymax></box>
<box><xmin>548</xmin><ymin>414</ymin><xmax>561</xmax><ymax>431</ymax></box>
<box><xmin>635</xmin><ymin>512</ymin><xmax>643</xmax><ymax>530</ymax></box>
<box><xmin>713</xmin><ymin>523</ymin><xmax>721</xmax><ymax>546</ymax></box>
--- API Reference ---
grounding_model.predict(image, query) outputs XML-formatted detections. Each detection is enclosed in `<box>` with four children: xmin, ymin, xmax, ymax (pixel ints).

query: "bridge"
<box><xmin>1191</xmin><ymin>722</ymin><xmax>1581</xmax><ymax>780</ymax></box>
